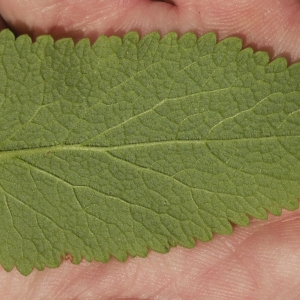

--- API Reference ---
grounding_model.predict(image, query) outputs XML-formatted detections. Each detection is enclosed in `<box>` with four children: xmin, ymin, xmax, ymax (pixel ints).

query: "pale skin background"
<box><xmin>0</xmin><ymin>0</ymin><xmax>300</xmax><ymax>299</ymax></box>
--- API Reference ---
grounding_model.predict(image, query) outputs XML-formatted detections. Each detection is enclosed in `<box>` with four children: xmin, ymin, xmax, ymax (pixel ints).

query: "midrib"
<box><xmin>0</xmin><ymin>134</ymin><xmax>296</xmax><ymax>160</ymax></box>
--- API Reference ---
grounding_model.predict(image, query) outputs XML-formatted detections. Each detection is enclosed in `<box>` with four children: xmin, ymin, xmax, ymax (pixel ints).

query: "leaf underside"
<box><xmin>0</xmin><ymin>29</ymin><xmax>299</xmax><ymax>275</ymax></box>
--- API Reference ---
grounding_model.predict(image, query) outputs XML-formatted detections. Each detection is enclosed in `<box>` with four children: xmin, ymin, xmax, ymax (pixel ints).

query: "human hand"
<box><xmin>0</xmin><ymin>1</ymin><xmax>300</xmax><ymax>299</ymax></box>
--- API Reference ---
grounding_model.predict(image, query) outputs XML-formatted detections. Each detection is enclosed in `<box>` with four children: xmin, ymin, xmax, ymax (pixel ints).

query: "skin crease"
<box><xmin>0</xmin><ymin>0</ymin><xmax>300</xmax><ymax>299</ymax></box>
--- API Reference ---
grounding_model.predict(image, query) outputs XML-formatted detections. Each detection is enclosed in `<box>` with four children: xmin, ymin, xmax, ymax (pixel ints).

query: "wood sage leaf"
<box><xmin>0</xmin><ymin>29</ymin><xmax>299</xmax><ymax>275</ymax></box>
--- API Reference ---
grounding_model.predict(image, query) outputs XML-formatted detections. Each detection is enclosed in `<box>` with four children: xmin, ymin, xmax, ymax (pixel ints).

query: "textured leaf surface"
<box><xmin>0</xmin><ymin>29</ymin><xmax>300</xmax><ymax>275</ymax></box>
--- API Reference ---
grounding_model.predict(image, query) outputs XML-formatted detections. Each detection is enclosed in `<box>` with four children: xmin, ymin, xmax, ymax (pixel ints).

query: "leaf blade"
<box><xmin>0</xmin><ymin>29</ymin><xmax>299</xmax><ymax>275</ymax></box>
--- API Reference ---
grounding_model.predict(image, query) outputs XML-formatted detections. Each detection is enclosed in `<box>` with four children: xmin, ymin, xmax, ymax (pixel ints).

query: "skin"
<box><xmin>0</xmin><ymin>0</ymin><xmax>300</xmax><ymax>299</ymax></box>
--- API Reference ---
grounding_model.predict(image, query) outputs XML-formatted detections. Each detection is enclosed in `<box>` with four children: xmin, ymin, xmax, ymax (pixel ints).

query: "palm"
<box><xmin>0</xmin><ymin>1</ymin><xmax>300</xmax><ymax>299</ymax></box>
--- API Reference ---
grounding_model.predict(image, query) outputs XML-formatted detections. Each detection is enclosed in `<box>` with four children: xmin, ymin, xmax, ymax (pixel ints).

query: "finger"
<box><xmin>0</xmin><ymin>0</ymin><xmax>300</xmax><ymax>61</ymax></box>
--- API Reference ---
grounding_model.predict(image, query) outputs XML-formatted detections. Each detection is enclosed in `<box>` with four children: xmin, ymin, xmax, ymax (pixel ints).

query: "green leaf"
<box><xmin>0</xmin><ymin>29</ymin><xmax>299</xmax><ymax>275</ymax></box>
